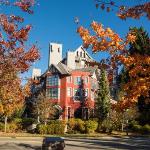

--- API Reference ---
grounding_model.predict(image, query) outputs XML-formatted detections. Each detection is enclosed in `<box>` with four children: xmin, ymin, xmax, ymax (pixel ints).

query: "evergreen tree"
<box><xmin>129</xmin><ymin>27</ymin><xmax>150</xmax><ymax>56</ymax></box>
<box><xmin>95</xmin><ymin>69</ymin><xmax>111</xmax><ymax>123</ymax></box>
<box><xmin>117</xmin><ymin>27</ymin><xmax>150</xmax><ymax>125</ymax></box>
<box><xmin>74</xmin><ymin>79</ymin><xmax>88</xmax><ymax>120</ymax></box>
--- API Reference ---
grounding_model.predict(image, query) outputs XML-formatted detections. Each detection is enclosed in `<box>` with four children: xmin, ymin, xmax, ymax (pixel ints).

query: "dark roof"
<box><xmin>56</xmin><ymin>62</ymin><xmax>71</xmax><ymax>75</ymax></box>
<box><xmin>73</xmin><ymin>66</ymin><xmax>97</xmax><ymax>75</ymax></box>
<box><xmin>41</xmin><ymin>63</ymin><xmax>98</xmax><ymax>77</ymax></box>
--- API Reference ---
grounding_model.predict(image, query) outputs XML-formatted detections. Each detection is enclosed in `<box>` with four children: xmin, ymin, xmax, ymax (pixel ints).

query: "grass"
<box><xmin>0</xmin><ymin>131</ymin><xmax>147</xmax><ymax>138</ymax></box>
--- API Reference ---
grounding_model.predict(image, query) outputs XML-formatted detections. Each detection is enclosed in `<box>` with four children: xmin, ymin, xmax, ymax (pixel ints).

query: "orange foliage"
<box><xmin>118</xmin><ymin>2</ymin><xmax>150</xmax><ymax>20</ymax></box>
<box><xmin>95</xmin><ymin>0</ymin><xmax>150</xmax><ymax>20</ymax></box>
<box><xmin>0</xmin><ymin>0</ymin><xmax>40</xmax><ymax>117</ymax></box>
<box><xmin>77</xmin><ymin>21</ymin><xmax>150</xmax><ymax>106</ymax></box>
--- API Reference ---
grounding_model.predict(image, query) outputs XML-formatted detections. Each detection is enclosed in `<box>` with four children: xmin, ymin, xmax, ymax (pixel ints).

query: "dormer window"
<box><xmin>80</xmin><ymin>52</ymin><xmax>82</xmax><ymax>57</ymax></box>
<box><xmin>58</xmin><ymin>47</ymin><xmax>60</xmax><ymax>52</ymax></box>
<box><xmin>77</xmin><ymin>51</ymin><xmax>79</xmax><ymax>57</ymax></box>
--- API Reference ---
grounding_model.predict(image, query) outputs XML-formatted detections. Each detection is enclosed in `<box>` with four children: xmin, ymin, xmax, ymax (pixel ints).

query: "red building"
<box><xmin>32</xmin><ymin>43</ymin><xmax>98</xmax><ymax>120</ymax></box>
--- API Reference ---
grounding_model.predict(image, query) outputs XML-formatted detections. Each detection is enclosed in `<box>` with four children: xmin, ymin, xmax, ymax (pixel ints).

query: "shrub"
<box><xmin>85</xmin><ymin>120</ymin><xmax>98</xmax><ymax>134</ymax></box>
<box><xmin>22</xmin><ymin>118</ymin><xmax>36</xmax><ymax>129</ymax></box>
<box><xmin>128</xmin><ymin>120</ymin><xmax>138</xmax><ymax>129</ymax></box>
<box><xmin>132</xmin><ymin>124</ymin><xmax>142</xmax><ymax>132</ymax></box>
<box><xmin>12</xmin><ymin>118</ymin><xmax>23</xmax><ymax>131</ymax></box>
<box><xmin>100</xmin><ymin>119</ymin><xmax>114</xmax><ymax>133</ymax></box>
<box><xmin>22</xmin><ymin>118</ymin><xmax>35</xmax><ymax>125</ymax></box>
<box><xmin>47</xmin><ymin>124</ymin><xmax>55</xmax><ymax>134</ymax></box>
<box><xmin>37</xmin><ymin>124</ymin><xmax>47</xmax><ymax>134</ymax></box>
<box><xmin>54</xmin><ymin>123</ymin><xmax>65</xmax><ymax>134</ymax></box>
<box><xmin>13</xmin><ymin>118</ymin><xmax>22</xmax><ymax>124</ymax></box>
<box><xmin>7</xmin><ymin>123</ymin><xmax>18</xmax><ymax>133</ymax></box>
<box><xmin>75</xmin><ymin>119</ymin><xmax>85</xmax><ymax>133</ymax></box>
<box><xmin>67</xmin><ymin>118</ymin><xmax>76</xmax><ymax>132</ymax></box>
<box><xmin>0</xmin><ymin>122</ymin><xmax>19</xmax><ymax>133</ymax></box>
<box><xmin>37</xmin><ymin>120</ymin><xmax>66</xmax><ymax>135</ymax></box>
<box><xmin>0</xmin><ymin>122</ymin><xmax>4</xmax><ymax>132</ymax></box>
<box><xmin>141</xmin><ymin>124</ymin><xmax>150</xmax><ymax>134</ymax></box>
<box><xmin>47</xmin><ymin>120</ymin><xmax>56</xmax><ymax>125</ymax></box>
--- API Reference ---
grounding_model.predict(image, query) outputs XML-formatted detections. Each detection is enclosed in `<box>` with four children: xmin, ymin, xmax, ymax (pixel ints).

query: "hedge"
<box><xmin>37</xmin><ymin>120</ymin><xmax>65</xmax><ymax>134</ymax></box>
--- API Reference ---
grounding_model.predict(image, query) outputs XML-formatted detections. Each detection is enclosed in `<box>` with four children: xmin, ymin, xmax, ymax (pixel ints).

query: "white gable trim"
<box><xmin>75</xmin><ymin>45</ymin><xmax>93</xmax><ymax>60</ymax></box>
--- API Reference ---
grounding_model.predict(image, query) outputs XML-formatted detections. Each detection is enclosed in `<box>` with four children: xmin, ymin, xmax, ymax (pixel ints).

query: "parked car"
<box><xmin>42</xmin><ymin>137</ymin><xmax>65</xmax><ymax>150</ymax></box>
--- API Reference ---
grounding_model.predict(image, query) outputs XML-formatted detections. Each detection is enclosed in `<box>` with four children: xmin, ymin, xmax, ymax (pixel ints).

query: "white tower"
<box><xmin>32</xmin><ymin>68</ymin><xmax>41</xmax><ymax>79</ymax></box>
<box><xmin>48</xmin><ymin>43</ymin><xmax>62</xmax><ymax>66</ymax></box>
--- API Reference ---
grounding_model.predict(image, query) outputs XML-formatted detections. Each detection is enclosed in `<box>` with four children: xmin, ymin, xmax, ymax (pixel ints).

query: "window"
<box><xmin>46</xmin><ymin>88</ymin><xmax>58</xmax><ymax>99</ymax></box>
<box><xmin>75</xmin><ymin>77</ymin><xmax>81</xmax><ymax>85</ymax></box>
<box><xmin>67</xmin><ymin>76</ymin><xmax>72</xmax><ymax>83</ymax></box>
<box><xmin>67</xmin><ymin>87</ymin><xmax>72</xmax><ymax>97</ymax></box>
<box><xmin>85</xmin><ymin>77</ymin><xmax>89</xmax><ymax>84</ymax></box>
<box><xmin>47</xmin><ymin>75</ymin><xmax>59</xmax><ymax>86</ymax></box>
<box><xmin>58</xmin><ymin>47</ymin><xmax>60</xmax><ymax>52</ymax></box>
<box><xmin>77</xmin><ymin>51</ymin><xmax>79</xmax><ymax>57</ymax></box>
<box><xmin>74</xmin><ymin>89</ymin><xmax>80</xmax><ymax>98</ymax></box>
<box><xmin>80</xmin><ymin>51</ymin><xmax>82</xmax><ymax>57</ymax></box>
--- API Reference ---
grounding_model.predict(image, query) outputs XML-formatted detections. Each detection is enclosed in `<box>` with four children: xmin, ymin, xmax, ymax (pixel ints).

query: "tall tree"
<box><xmin>128</xmin><ymin>27</ymin><xmax>149</xmax><ymax>124</ymax></box>
<box><xmin>0</xmin><ymin>0</ymin><xmax>40</xmax><ymax>132</ymax></box>
<box><xmin>117</xmin><ymin>27</ymin><xmax>150</xmax><ymax>124</ymax></box>
<box><xmin>32</xmin><ymin>93</ymin><xmax>55</xmax><ymax>124</ymax></box>
<box><xmin>95</xmin><ymin>69</ymin><xmax>111</xmax><ymax>125</ymax></box>
<box><xmin>77</xmin><ymin>20</ymin><xmax>150</xmax><ymax>107</ymax></box>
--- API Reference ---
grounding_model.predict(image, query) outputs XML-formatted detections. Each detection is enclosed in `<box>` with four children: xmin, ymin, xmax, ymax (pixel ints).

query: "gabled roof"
<box><xmin>42</xmin><ymin>62</ymin><xmax>71</xmax><ymax>76</ymax></box>
<box><xmin>75</xmin><ymin>45</ymin><xmax>93</xmax><ymax>60</ymax></box>
<box><xmin>57</xmin><ymin>62</ymin><xmax>71</xmax><ymax>75</ymax></box>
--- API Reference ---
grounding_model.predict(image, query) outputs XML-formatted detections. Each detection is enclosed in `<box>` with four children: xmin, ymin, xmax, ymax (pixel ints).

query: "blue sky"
<box><xmin>1</xmin><ymin>0</ymin><xmax>150</xmax><ymax>78</ymax></box>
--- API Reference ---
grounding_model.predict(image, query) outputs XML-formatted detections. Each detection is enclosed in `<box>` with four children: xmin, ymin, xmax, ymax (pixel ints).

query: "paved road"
<box><xmin>0</xmin><ymin>136</ymin><xmax>150</xmax><ymax>150</ymax></box>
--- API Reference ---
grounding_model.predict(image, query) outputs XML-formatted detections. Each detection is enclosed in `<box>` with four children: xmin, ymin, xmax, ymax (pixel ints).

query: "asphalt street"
<box><xmin>0</xmin><ymin>136</ymin><xmax>150</xmax><ymax>150</ymax></box>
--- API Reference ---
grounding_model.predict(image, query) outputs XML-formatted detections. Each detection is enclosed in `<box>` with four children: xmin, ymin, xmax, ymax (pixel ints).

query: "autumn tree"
<box><xmin>117</xmin><ymin>27</ymin><xmax>150</xmax><ymax>125</ymax></box>
<box><xmin>77</xmin><ymin>12</ymin><xmax>150</xmax><ymax>107</ymax></box>
<box><xmin>32</xmin><ymin>93</ymin><xmax>55</xmax><ymax>125</ymax></box>
<box><xmin>110</xmin><ymin>105</ymin><xmax>138</xmax><ymax>132</ymax></box>
<box><xmin>77</xmin><ymin>1</ymin><xmax>150</xmax><ymax>107</ymax></box>
<box><xmin>95</xmin><ymin>68</ymin><xmax>110</xmax><ymax>129</ymax></box>
<box><xmin>94</xmin><ymin>0</ymin><xmax>150</xmax><ymax>20</ymax></box>
<box><xmin>0</xmin><ymin>0</ymin><xmax>40</xmax><ymax>132</ymax></box>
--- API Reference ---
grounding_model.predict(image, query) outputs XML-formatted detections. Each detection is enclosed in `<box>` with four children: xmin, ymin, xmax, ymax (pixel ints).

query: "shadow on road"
<box><xmin>0</xmin><ymin>142</ymin><xmax>41</xmax><ymax>150</ymax></box>
<box><xmin>66</xmin><ymin>136</ymin><xmax>150</xmax><ymax>150</ymax></box>
<box><xmin>17</xmin><ymin>143</ymin><xmax>41</xmax><ymax>150</ymax></box>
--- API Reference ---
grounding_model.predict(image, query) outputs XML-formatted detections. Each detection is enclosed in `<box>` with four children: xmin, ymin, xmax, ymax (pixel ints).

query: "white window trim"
<box><xmin>74</xmin><ymin>76</ymin><xmax>81</xmax><ymax>85</ymax></box>
<box><xmin>67</xmin><ymin>76</ymin><xmax>72</xmax><ymax>83</ymax></box>
<box><xmin>67</xmin><ymin>87</ymin><xmax>72</xmax><ymax>97</ymax></box>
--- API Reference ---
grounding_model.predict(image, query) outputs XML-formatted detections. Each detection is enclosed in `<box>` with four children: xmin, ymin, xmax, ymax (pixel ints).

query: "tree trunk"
<box><xmin>44</xmin><ymin>119</ymin><xmax>47</xmax><ymax>125</ymax></box>
<box><xmin>37</xmin><ymin>116</ymin><xmax>40</xmax><ymax>123</ymax></box>
<box><xmin>4</xmin><ymin>116</ymin><xmax>8</xmax><ymax>133</ymax></box>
